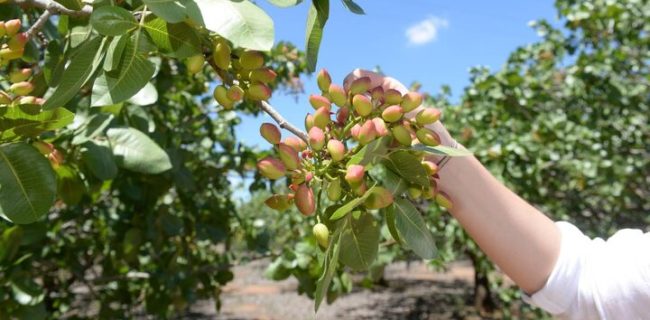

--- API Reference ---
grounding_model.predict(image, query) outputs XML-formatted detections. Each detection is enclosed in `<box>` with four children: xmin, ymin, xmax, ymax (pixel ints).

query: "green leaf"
<box><xmin>107</xmin><ymin>127</ymin><xmax>172</xmax><ymax>174</ymax></box>
<box><xmin>0</xmin><ymin>143</ymin><xmax>56</xmax><ymax>225</ymax></box>
<box><xmin>143</xmin><ymin>18</ymin><xmax>202</xmax><ymax>59</ymax></box>
<box><xmin>368</xmin><ymin>164</ymin><xmax>407</xmax><ymax>195</ymax></box>
<box><xmin>411</xmin><ymin>144</ymin><xmax>473</xmax><ymax>157</ymax></box>
<box><xmin>329</xmin><ymin>186</ymin><xmax>377</xmax><ymax>221</ymax></box>
<box><xmin>267</xmin><ymin>0</ymin><xmax>303</xmax><ymax>7</ymax></box>
<box><xmin>104</xmin><ymin>35</ymin><xmax>128</xmax><ymax>72</ymax></box>
<box><xmin>81</xmin><ymin>140</ymin><xmax>118</xmax><ymax>180</ymax></box>
<box><xmin>90</xmin><ymin>5</ymin><xmax>137</xmax><ymax>36</ymax></box>
<box><xmin>346</xmin><ymin>136</ymin><xmax>390</xmax><ymax>166</ymax></box>
<box><xmin>0</xmin><ymin>105</ymin><xmax>75</xmax><ymax>142</ymax></box>
<box><xmin>341</xmin><ymin>0</ymin><xmax>364</xmax><ymax>14</ymax></box>
<box><xmin>10</xmin><ymin>271</ymin><xmax>44</xmax><ymax>305</ymax></box>
<box><xmin>194</xmin><ymin>0</ymin><xmax>275</xmax><ymax>51</ymax></box>
<box><xmin>43</xmin><ymin>37</ymin><xmax>105</xmax><ymax>110</ymax></box>
<box><xmin>383</xmin><ymin>150</ymin><xmax>430</xmax><ymax>187</ymax></box>
<box><xmin>72</xmin><ymin>113</ymin><xmax>114</xmax><ymax>145</ymax></box>
<box><xmin>128</xmin><ymin>82</ymin><xmax>158</xmax><ymax>106</ymax></box>
<box><xmin>392</xmin><ymin>198</ymin><xmax>437</xmax><ymax>259</ymax></box>
<box><xmin>91</xmin><ymin>34</ymin><xmax>155</xmax><ymax>107</ymax></box>
<box><xmin>339</xmin><ymin>213</ymin><xmax>380</xmax><ymax>270</ymax></box>
<box><xmin>0</xmin><ymin>226</ymin><xmax>23</xmax><ymax>263</ymax></box>
<box><xmin>314</xmin><ymin>224</ymin><xmax>342</xmax><ymax>311</ymax></box>
<box><xmin>144</xmin><ymin>0</ymin><xmax>193</xmax><ymax>23</ymax></box>
<box><xmin>384</xmin><ymin>206</ymin><xmax>401</xmax><ymax>244</ymax></box>
<box><xmin>305</xmin><ymin>0</ymin><xmax>329</xmax><ymax>71</ymax></box>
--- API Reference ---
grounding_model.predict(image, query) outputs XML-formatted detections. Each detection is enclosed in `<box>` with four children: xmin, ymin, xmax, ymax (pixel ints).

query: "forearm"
<box><xmin>438</xmin><ymin>154</ymin><xmax>561</xmax><ymax>294</ymax></box>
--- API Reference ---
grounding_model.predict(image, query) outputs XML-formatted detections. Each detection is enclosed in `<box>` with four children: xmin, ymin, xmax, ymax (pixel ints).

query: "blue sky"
<box><xmin>236</xmin><ymin>0</ymin><xmax>558</xmax><ymax>148</ymax></box>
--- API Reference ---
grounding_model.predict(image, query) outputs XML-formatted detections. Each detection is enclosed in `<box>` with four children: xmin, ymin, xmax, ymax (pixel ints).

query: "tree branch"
<box><xmin>13</xmin><ymin>0</ymin><xmax>92</xmax><ymax>18</ymax></box>
<box><xmin>259</xmin><ymin>100</ymin><xmax>309</xmax><ymax>143</ymax></box>
<box><xmin>25</xmin><ymin>9</ymin><xmax>51</xmax><ymax>40</ymax></box>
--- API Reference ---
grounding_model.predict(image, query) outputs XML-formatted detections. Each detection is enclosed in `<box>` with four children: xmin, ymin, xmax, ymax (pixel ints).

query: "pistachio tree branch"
<box><xmin>13</xmin><ymin>0</ymin><xmax>92</xmax><ymax>17</ymax></box>
<box><xmin>205</xmin><ymin>52</ymin><xmax>310</xmax><ymax>143</ymax></box>
<box><xmin>25</xmin><ymin>9</ymin><xmax>51</xmax><ymax>40</ymax></box>
<box><xmin>258</xmin><ymin>100</ymin><xmax>309</xmax><ymax>143</ymax></box>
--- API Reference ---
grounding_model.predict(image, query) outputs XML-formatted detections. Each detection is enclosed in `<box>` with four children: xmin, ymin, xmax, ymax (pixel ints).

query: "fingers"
<box><xmin>343</xmin><ymin>69</ymin><xmax>408</xmax><ymax>94</ymax></box>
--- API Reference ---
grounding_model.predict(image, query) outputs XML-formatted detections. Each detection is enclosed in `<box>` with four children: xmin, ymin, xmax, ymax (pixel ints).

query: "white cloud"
<box><xmin>405</xmin><ymin>16</ymin><xmax>449</xmax><ymax>46</ymax></box>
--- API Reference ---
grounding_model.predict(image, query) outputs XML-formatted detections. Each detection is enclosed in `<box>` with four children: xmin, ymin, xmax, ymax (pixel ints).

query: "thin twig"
<box><xmin>25</xmin><ymin>8</ymin><xmax>51</xmax><ymax>40</ymax></box>
<box><xmin>259</xmin><ymin>100</ymin><xmax>309</xmax><ymax>143</ymax></box>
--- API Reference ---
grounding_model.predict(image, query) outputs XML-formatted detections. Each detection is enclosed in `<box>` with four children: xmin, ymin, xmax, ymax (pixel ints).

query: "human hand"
<box><xmin>343</xmin><ymin>69</ymin><xmax>457</xmax><ymax>150</ymax></box>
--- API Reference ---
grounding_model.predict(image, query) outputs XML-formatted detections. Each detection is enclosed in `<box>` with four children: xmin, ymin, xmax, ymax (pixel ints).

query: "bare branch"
<box><xmin>25</xmin><ymin>9</ymin><xmax>51</xmax><ymax>40</ymax></box>
<box><xmin>259</xmin><ymin>100</ymin><xmax>309</xmax><ymax>143</ymax></box>
<box><xmin>13</xmin><ymin>0</ymin><xmax>92</xmax><ymax>18</ymax></box>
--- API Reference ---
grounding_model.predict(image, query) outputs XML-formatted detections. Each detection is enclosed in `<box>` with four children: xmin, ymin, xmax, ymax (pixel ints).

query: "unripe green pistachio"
<box><xmin>308</xmin><ymin>127</ymin><xmax>326</xmax><ymax>150</ymax></box>
<box><xmin>384</xmin><ymin>89</ymin><xmax>403</xmax><ymax>105</ymax></box>
<box><xmin>371</xmin><ymin>118</ymin><xmax>389</xmax><ymax>137</ymax></box>
<box><xmin>382</xmin><ymin>105</ymin><xmax>404</xmax><ymax>123</ymax></box>
<box><xmin>278</xmin><ymin>143</ymin><xmax>301</xmax><ymax>170</ymax></box>
<box><xmin>247</xmin><ymin>83</ymin><xmax>272</xmax><ymax>101</ymax></box>
<box><xmin>239</xmin><ymin>50</ymin><xmax>265</xmax><ymax>70</ymax></box>
<box><xmin>416</xmin><ymin>128</ymin><xmax>441</xmax><ymax>146</ymax></box>
<box><xmin>364</xmin><ymin>187</ymin><xmax>394</xmax><ymax>209</ymax></box>
<box><xmin>357</xmin><ymin>120</ymin><xmax>377</xmax><ymax>145</ymax></box>
<box><xmin>317</xmin><ymin>69</ymin><xmax>332</xmax><ymax>92</ymax></box>
<box><xmin>213</xmin><ymin>85</ymin><xmax>233</xmax><ymax>109</ymax></box>
<box><xmin>391</xmin><ymin>125</ymin><xmax>412</xmax><ymax>146</ymax></box>
<box><xmin>421</xmin><ymin>160</ymin><xmax>438</xmax><ymax>175</ymax></box>
<box><xmin>313</xmin><ymin>223</ymin><xmax>329</xmax><ymax>248</ymax></box>
<box><xmin>0</xmin><ymin>90</ymin><xmax>11</xmax><ymax>104</ymax></box>
<box><xmin>416</xmin><ymin>108</ymin><xmax>441</xmax><ymax>125</ymax></box>
<box><xmin>227</xmin><ymin>85</ymin><xmax>245</xmax><ymax>102</ymax></box>
<box><xmin>435</xmin><ymin>192</ymin><xmax>453</xmax><ymax>210</ymax></box>
<box><xmin>345</xmin><ymin>164</ymin><xmax>365</xmax><ymax>185</ymax></box>
<box><xmin>186</xmin><ymin>55</ymin><xmax>204</xmax><ymax>74</ymax></box>
<box><xmin>408</xmin><ymin>187</ymin><xmax>422</xmax><ymax>199</ymax></box>
<box><xmin>327</xmin><ymin>178</ymin><xmax>342</xmax><ymax>201</ymax></box>
<box><xmin>401</xmin><ymin>92</ymin><xmax>423</xmax><ymax>112</ymax></box>
<box><xmin>313</xmin><ymin>107</ymin><xmax>331</xmax><ymax>129</ymax></box>
<box><xmin>213</xmin><ymin>38</ymin><xmax>231</xmax><ymax>70</ymax></box>
<box><xmin>284</xmin><ymin>136</ymin><xmax>307</xmax><ymax>152</ymax></box>
<box><xmin>9</xmin><ymin>81</ymin><xmax>33</xmax><ymax>96</ymax></box>
<box><xmin>352</xmin><ymin>94</ymin><xmax>372</xmax><ymax>116</ymax></box>
<box><xmin>304</xmin><ymin>113</ymin><xmax>314</xmax><ymax>131</ymax></box>
<box><xmin>257</xmin><ymin>157</ymin><xmax>286</xmax><ymax>180</ymax></box>
<box><xmin>9</xmin><ymin>68</ymin><xmax>31</xmax><ymax>83</ymax></box>
<box><xmin>265</xmin><ymin>194</ymin><xmax>292</xmax><ymax>211</ymax></box>
<box><xmin>260</xmin><ymin>123</ymin><xmax>281</xmax><ymax>145</ymax></box>
<box><xmin>328</xmin><ymin>84</ymin><xmax>347</xmax><ymax>107</ymax></box>
<box><xmin>327</xmin><ymin>139</ymin><xmax>345</xmax><ymax>162</ymax></box>
<box><xmin>309</xmin><ymin>94</ymin><xmax>331</xmax><ymax>110</ymax></box>
<box><xmin>4</xmin><ymin>19</ymin><xmax>21</xmax><ymax>37</ymax></box>
<box><xmin>8</xmin><ymin>33</ymin><xmax>27</xmax><ymax>51</ymax></box>
<box><xmin>249</xmin><ymin>68</ymin><xmax>277</xmax><ymax>84</ymax></box>
<box><xmin>0</xmin><ymin>47</ymin><xmax>23</xmax><ymax>61</ymax></box>
<box><xmin>295</xmin><ymin>184</ymin><xmax>315</xmax><ymax>216</ymax></box>
<box><xmin>349</xmin><ymin>76</ymin><xmax>371</xmax><ymax>95</ymax></box>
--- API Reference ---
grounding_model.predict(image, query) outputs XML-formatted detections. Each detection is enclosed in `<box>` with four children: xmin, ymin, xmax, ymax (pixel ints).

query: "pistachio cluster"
<box><xmin>185</xmin><ymin>37</ymin><xmax>276</xmax><ymax>109</ymax></box>
<box><xmin>256</xmin><ymin>69</ymin><xmax>453</xmax><ymax>248</ymax></box>
<box><xmin>0</xmin><ymin>20</ymin><xmax>26</xmax><ymax>67</ymax></box>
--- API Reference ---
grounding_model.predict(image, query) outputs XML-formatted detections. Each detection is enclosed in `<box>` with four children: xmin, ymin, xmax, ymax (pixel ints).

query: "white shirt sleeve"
<box><xmin>524</xmin><ymin>221</ymin><xmax>650</xmax><ymax>320</ymax></box>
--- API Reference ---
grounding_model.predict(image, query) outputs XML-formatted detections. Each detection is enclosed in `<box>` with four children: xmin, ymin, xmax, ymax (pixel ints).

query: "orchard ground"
<box><xmin>167</xmin><ymin>260</ymin><xmax>530</xmax><ymax>320</ymax></box>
